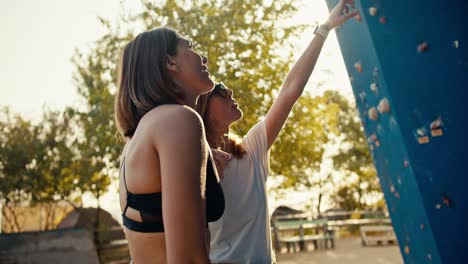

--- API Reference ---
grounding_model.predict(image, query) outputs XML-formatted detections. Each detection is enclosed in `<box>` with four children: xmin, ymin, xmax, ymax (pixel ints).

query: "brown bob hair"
<box><xmin>115</xmin><ymin>27</ymin><xmax>184</xmax><ymax>138</ymax></box>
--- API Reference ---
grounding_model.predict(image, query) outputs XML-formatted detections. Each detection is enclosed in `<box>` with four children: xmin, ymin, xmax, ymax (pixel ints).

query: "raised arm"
<box><xmin>154</xmin><ymin>106</ymin><xmax>210</xmax><ymax>264</ymax></box>
<box><xmin>264</xmin><ymin>0</ymin><xmax>359</xmax><ymax>148</ymax></box>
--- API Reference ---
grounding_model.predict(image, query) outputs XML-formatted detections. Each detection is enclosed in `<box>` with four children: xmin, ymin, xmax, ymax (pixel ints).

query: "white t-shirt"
<box><xmin>209</xmin><ymin>120</ymin><xmax>276</xmax><ymax>264</ymax></box>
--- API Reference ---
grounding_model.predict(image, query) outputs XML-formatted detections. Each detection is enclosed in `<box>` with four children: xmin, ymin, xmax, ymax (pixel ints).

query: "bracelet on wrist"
<box><xmin>314</xmin><ymin>24</ymin><xmax>330</xmax><ymax>39</ymax></box>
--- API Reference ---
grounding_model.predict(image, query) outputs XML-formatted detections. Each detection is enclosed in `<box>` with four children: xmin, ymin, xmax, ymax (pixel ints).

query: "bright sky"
<box><xmin>0</xmin><ymin>0</ymin><xmax>354</xmax><ymax>218</ymax></box>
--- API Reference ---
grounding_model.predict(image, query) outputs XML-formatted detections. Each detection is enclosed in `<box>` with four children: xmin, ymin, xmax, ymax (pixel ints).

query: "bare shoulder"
<box><xmin>141</xmin><ymin>105</ymin><xmax>204</xmax><ymax>135</ymax></box>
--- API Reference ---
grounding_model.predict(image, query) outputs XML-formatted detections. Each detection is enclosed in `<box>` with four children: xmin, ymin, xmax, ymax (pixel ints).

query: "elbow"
<box><xmin>280</xmin><ymin>85</ymin><xmax>303</xmax><ymax>104</ymax></box>
<box><xmin>282</xmin><ymin>79</ymin><xmax>306</xmax><ymax>98</ymax></box>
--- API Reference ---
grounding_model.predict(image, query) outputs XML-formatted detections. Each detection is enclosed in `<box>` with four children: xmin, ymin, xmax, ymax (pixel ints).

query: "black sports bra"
<box><xmin>121</xmin><ymin>155</ymin><xmax>225</xmax><ymax>233</ymax></box>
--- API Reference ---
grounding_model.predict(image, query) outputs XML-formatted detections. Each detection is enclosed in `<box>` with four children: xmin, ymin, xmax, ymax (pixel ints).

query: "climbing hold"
<box><xmin>359</xmin><ymin>92</ymin><xmax>367</xmax><ymax>103</ymax></box>
<box><xmin>420</xmin><ymin>223</ymin><xmax>425</xmax><ymax>230</ymax></box>
<box><xmin>435</xmin><ymin>203</ymin><xmax>441</xmax><ymax>209</ymax></box>
<box><xmin>427</xmin><ymin>253</ymin><xmax>432</xmax><ymax>260</ymax></box>
<box><xmin>369</xmin><ymin>7</ymin><xmax>377</xmax><ymax>16</ymax></box>
<box><xmin>404</xmin><ymin>245</ymin><xmax>410</xmax><ymax>255</ymax></box>
<box><xmin>375</xmin><ymin>140</ymin><xmax>380</xmax><ymax>147</ymax></box>
<box><xmin>417</xmin><ymin>42</ymin><xmax>429</xmax><ymax>53</ymax></box>
<box><xmin>368</xmin><ymin>107</ymin><xmax>378</xmax><ymax>120</ymax></box>
<box><xmin>404</xmin><ymin>160</ymin><xmax>409</xmax><ymax>167</ymax></box>
<box><xmin>354</xmin><ymin>61</ymin><xmax>363</xmax><ymax>73</ymax></box>
<box><xmin>370</xmin><ymin>83</ymin><xmax>378</xmax><ymax>93</ymax></box>
<box><xmin>418</xmin><ymin>136</ymin><xmax>430</xmax><ymax>144</ymax></box>
<box><xmin>415</xmin><ymin>128</ymin><xmax>430</xmax><ymax>144</ymax></box>
<box><xmin>430</xmin><ymin>117</ymin><xmax>443</xmax><ymax>137</ymax></box>
<box><xmin>371</xmin><ymin>134</ymin><xmax>378</xmax><ymax>142</ymax></box>
<box><xmin>378</xmin><ymin>98</ymin><xmax>390</xmax><ymax>113</ymax></box>
<box><xmin>390</xmin><ymin>185</ymin><xmax>395</xmax><ymax>193</ymax></box>
<box><xmin>453</xmin><ymin>40</ymin><xmax>459</xmax><ymax>48</ymax></box>
<box><xmin>416</xmin><ymin>128</ymin><xmax>426</xmax><ymax>137</ymax></box>
<box><xmin>397</xmin><ymin>176</ymin><xmax>402</xmax><ymax>185</ymax></box>
<box><xmin>379</xmin><ymin>16</ymin><xmax>387</xmax><ymax>24</ymax></box>
<box><xmin>442</xmin><ymin>196</ymin><xmax>453</xmax><ymax>207</ymax></box>
<box><xmin>394</xmin><ymin>192</ymin><xmax>400</xmax><ymax>199</ymax></box>
<box><xmin>430</xmin><ymin>117</ymin><xmax>442</xmax><ymax>129</ymax></box>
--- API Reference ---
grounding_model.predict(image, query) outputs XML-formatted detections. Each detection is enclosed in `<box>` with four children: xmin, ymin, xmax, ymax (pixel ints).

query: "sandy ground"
<box><xmin>276</xmin><ymin>238</ymin><xmax>403</xmax><ymax>264</ymax></box>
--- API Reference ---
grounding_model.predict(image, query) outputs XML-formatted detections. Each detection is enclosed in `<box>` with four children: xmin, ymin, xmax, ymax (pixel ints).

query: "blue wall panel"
<box><xmin>325</xmin><ymin>0</ymin><xmax>468</xmax><ymax>263</ymax></box>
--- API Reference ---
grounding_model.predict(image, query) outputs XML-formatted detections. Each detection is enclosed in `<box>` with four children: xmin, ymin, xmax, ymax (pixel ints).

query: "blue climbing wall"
<box><xmin>325</xmin><ymin>0</ymin><xmax>468</xmax><ymax>263</ymax></box>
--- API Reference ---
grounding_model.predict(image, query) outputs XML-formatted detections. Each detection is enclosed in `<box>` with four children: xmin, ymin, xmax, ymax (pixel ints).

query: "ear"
<box><xmin>166</xmin><ymin>55</ymin><xmax>179</xmax><ymax>72</ymax></box>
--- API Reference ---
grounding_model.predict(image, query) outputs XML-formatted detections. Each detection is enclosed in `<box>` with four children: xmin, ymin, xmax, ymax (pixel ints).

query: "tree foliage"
<box><xmin>0</xmin><ymin>108</ymin><xmax>86</xmax><ymax>231</ymax></box>
<box><xmin>270</xmin><ymin>90</ymin><xmax>382</xmax><ymax>213</ymax></box>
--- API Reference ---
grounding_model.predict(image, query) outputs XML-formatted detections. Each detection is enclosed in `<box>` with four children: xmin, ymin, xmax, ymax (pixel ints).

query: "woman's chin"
<box><xmin>204</xmin><ymin>79</ymin><xmax>215</xmax><ymax>92</ymax></box>
<box><xmin>236</xmin><ymin>109</ymin><xmax>243</xmax><ymax>120</ymax></box>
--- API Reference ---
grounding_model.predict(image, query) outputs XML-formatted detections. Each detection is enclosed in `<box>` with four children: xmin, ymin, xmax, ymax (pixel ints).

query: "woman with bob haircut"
<box><xmin>197</xmin><ymin>1</ymin><xmax>359</xmax><ymax>263</ymax></box>
<box><xmin>115</xmin><ymin>27</ymin><xmax>224</xmax><ymax>263</ymax></box>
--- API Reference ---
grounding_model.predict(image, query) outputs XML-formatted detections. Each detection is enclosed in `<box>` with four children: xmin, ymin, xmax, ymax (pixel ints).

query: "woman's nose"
<box><xmin>227</xmin><ymin>88</ymin><xmax>233</xmax><ymax>97</ymax></box>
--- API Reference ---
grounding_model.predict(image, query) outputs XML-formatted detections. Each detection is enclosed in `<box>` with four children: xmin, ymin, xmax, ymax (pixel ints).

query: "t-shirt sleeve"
<box><xmin>242</xmin><ymin>120</ymin><xmax>270</xmax><ymax>182</ymax></box>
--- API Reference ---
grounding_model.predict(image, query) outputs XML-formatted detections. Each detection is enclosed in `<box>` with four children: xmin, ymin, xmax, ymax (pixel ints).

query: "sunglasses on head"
<box><xmin>208</xmin><ymin>83</ymin><xmax>229</xmax><ymax>99</ymax></box>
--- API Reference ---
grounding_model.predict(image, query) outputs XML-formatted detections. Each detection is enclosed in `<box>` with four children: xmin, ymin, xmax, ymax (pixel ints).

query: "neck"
<box><xmin>207</xmin><ymin>126</ymin><xmax>230</xmax><ymax>153</ymax></box>
<box><xmin>184</xmin><ymin>96</ymin><xmax>197</xmax><ymax>109</ymax></box>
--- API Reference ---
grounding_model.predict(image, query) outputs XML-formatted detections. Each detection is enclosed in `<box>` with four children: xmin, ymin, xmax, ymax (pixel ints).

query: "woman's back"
<box><xmin>119</xmin><ymin>105</ymin><xmax>209</xmax><ymax>263</ymax></box>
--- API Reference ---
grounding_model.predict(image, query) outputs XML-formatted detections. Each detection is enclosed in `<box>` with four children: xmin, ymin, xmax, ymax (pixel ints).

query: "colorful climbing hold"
<box><xmin>354</xmin><ymin>61</ymin><xmax>363</xmax><ymax>73</ymax></box>
<box><xmin>430</xmin><ymin>117</ymin><xmax>444</xmax><ymax>137</ymax></box>
<box><xmin>368</xmin><ymin>107</ymin><xmax>378</xmax><ymax>120</ymax></box>
<box><xmin>379</xmin><ymin>16</ymin><xmax>387</xmax><ymax>24</ymax></box>
<box><xmin>359</xmin><ymin>92</ymin><xmax>367</xmax><ymax>103</ymax></box>
<box><xmin>442</xmin><ymin>196</ymin><xmax>452</xmax><ymax>207</ymax></box>
<box><xmin>418</xmin><ymin>136</ymin><xmax>430</xmax><ymax>144</ymax></box>
<box><xmin>416</xmin><ymin>128</ymin><xmax>430</xmax><ymax>144</ymax></box>
<box><xmin>417</xmin><ymin>42</ymin><xmax>429</xmax><ymax>53</ymax></box>
<box><xmin>370</xmin><ymin>82</ymin><xmax>378</xmax><ymax>93</ymax></box>
<box><xmin>378</xmin><ymin>98</ymin><xmax>390</xmax><ymax>113</ymax></box>
<box><xmin>369</xmin><ymin>7</ymin><xmax>377</xmax><ymax>16</ymax></box>
<box><xmin>404</xmin><ymin>245</ymin><xmax>410</xmax><ymax>255</ymax></box>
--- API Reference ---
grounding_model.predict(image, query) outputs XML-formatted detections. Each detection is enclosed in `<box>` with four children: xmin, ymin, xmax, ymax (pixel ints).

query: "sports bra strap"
<box><xmin>121</xmin><ymin>158</ymin><xmax>130</xmax><ymax>215</ymax></box>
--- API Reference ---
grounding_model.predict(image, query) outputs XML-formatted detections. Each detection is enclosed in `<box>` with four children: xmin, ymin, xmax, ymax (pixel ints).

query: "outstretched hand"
<box><xmin>326</xmin><ymin>0</ymin><xmax>360</xmax><ymax>29</ymax></box>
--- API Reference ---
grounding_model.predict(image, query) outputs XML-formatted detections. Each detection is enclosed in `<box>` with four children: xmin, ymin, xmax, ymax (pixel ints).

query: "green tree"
<box><xmin>270</xmin><ymin>91</ymin><xmax>382</xmax><ymax>214</ymax></box>
<box><xmin>31</xmin><ymin>109</ymin><xmax>85</xmax><ymax>230</ymax></box>
<box><xmin>0</xmin><ymin>108</ymin><xmax>89</xmax><ymax>232</ymax></box>
<box><xmin>0</xmin><ymin>108</ymin><xmax>38</xmax><ymax>232</ymax></box>
<box><xmin>72</xmin><ymin>0</ymin><xmax>303</xmax><ymax>152</ymax></box>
